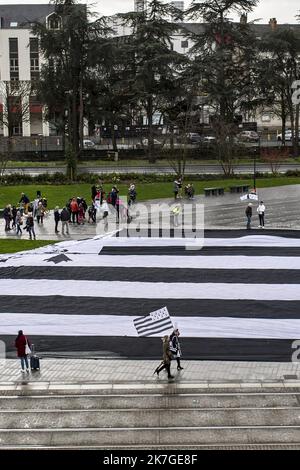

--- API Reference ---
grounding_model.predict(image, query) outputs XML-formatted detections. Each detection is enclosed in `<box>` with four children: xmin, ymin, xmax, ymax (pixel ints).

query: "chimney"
<box><xmin>240</xmin><ymin>13</ymin><xmax>247</xmax><ymax>24</ymax></box>
<box><xmin>269</xmin><ymin>18</ymin><xmax>277</xmax><ymax>31</ymax></box>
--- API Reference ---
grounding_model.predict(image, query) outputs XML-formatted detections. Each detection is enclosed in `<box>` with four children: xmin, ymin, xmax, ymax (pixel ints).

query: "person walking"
<box><xmin>15</xmin><ymin>330</ymin><xmax>31</xmax><ymax>373</ymax></box>
<box><xmin>54</xmin><ymin>206</ymin><xmax>61</xmax><ymax>233</ymax></box>
<box><xmin>170</xmin><ymin>329</ymin><xmax>183</xmax><ymax>370</ymax></box>
<box><xmin>154</xmin><ymin>335</ymin><xmax>174</xmax><ymax>379</ymax></box>
<box><xmin>19</xmin><ymin>193</ymin><xmax>30</xmax><ymax>214</ymax></box>
<box><xmin>36</xmin><ymin>202</ymin><xmax>45</xmax><ymax>224</ymax></box>
<box><xmin>25</xmin><ymin>213</ymin><xmax>36</xmax><ymax>240</ymax></box>
<box><xmin>60</xmin><ymin>207</ymin><xmax>70</xmax><ymax>236</ymax></box>
<box><xmin>245</xmin><ymin>203</ymin><xmax>253</xmax><ymax>230</ymax></box>
<box><xmin>257</xmin><ymin>201</ymin><xmax>266</xmax><ymax>228</ymax></box>
<box><xmin>16</xmin><ymin>210</ymin><xmax>23</xmax><ymax>236</ymax></box>
<box><xmin>128</xmin><ymin>184</ymin><xmax>137</xmax><ymax>206</ymax></box>
<box><xmin>3</xmin><ymin>205</ymin><xmax>11</xmax><ymax>231</ymax></box>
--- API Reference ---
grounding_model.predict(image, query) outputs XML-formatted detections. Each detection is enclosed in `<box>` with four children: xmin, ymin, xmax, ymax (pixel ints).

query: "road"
<box><xmin>3</xmin><ymin>162</ymin><xmax>300</xmax><ymax>176</ymax></box>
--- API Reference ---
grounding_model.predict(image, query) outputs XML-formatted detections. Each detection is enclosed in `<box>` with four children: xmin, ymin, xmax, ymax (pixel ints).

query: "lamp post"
<box><xmin>38</xmin><ymin>134</ymin><xmax>43</xmax><ymax>159</ymax></box>
<box><xmin>253</xmin><ymin>135</ymin><xmax>260</xmax><ymax>192</ymax></box>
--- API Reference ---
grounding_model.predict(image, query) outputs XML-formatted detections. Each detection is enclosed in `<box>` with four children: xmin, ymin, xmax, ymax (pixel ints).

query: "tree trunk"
<box><xmin>147</xmin><ymin>96</ymin><xmax>156</xmax><ymax>163</ymax></box>
<box><xmin>111</xmin><ymin>122</ymin><xmax>118</xmax><ymax>152</ymax></box>
<box><xmin>281</xmin><ymin>92</ymin><xmax>286</xmax><ymax>146</ymax></box>
<box><xmin>295</xmin><ymin>103</ymin><xmax>300</xmax><ymax>158</ymax></box>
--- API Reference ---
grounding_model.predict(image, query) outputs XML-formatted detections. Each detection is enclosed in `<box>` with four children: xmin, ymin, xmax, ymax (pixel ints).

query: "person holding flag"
<box><xmin>153</xmin><ymin>335</ymin><xmax>174</xmax><ymax>379</ymax></box>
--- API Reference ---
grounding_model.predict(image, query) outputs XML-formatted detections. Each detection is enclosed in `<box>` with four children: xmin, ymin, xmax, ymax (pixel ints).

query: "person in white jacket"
<box><xmin>257</xmin><ymin>201</ymin><xmax>266</xmax><ymax>228</ymax></box>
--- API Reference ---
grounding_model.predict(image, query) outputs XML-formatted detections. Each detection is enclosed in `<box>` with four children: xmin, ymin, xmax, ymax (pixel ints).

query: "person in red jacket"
<box><xmin>15</xmin><ymin>330</ymin><xmax>31</xmax><ymax>373</ymax></box>
<box><xmin>70</xmin><ymin>197</ymin><xmax>79</xmax><ymax>224</ymax></box>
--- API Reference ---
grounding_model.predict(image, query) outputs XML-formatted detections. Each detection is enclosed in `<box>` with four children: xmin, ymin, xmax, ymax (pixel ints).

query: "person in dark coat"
<box><xmin>54</xmin><ymin>206</ymin><xmax>61</xmax><ymax>233</ymax></box>
<box><xmin>245</xmin><ymin>203</ymin><xmax>253</xmax><ymax>230</ymax></box>
<box><xmin>154</xmin><ymin>335</ymin><xmax>174</xmax><ymax>379</ymax></box>
<box><xmin>19</xmin><ymin>193</ymin><xmax>30</xmax><ymax>214</ymax></box>
<box><xmin>60</xmin><ymin>207</ymin><xmax>70</xmax><ymax>235</ymax></box>
<box><xmin>15</xmin><ymin>330</ymin><xmax>31</xmax><ymax>373</ymax></box>
<box><xmin>170</xmin><ymin>329</ymin><xmax>183</xmax><ymax>370</ymax></box>
<box><xmin>3</xmin><ymin>205</ymin><xmax>11</xmax><ymax>231</ymax></box>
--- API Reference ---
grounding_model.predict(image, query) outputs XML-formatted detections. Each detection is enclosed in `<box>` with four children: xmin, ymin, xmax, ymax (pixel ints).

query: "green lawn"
<box><xmin>0</xmin><ymin>239</ymin><xmax>56</xmax><ymax>254</ymax></box>
<box><xmin>1</xmin><ymin>177</ymin><xmax>300</xmax><ymax>209</ymax></box>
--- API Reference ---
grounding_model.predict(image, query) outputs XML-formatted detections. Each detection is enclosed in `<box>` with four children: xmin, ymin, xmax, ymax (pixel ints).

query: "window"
<box><xmin>9</xmin><ymin>38</ymin><xmax>19</xmax><ymax>81</ymax></box>
<box><xmin>12</xmin><ymin>122</ymin><xmax>22</xmax><ymax>136</ymax></box>
<box><xmin>181</xmin><ymin>40</ymin><xmax>188</xmax><ymax>49</ymax></box>
<box><xmin>10</xmin><ymin>22</ymin><xmax>18</xmax><ymax>28</ymax></box>
<box><xmin>30</xmin><ymin>38</ymin><xmax>39</xmax><ymax>81</ymax></box>
<box><xmin>10</xmin><ymin>58</ymin><xmax>19</xmax><ymax>71</ymax></box>
<box><xmin>47</xmin><ymin>14</ymin><xmax>61</xmax><ymax>30</ymax></box>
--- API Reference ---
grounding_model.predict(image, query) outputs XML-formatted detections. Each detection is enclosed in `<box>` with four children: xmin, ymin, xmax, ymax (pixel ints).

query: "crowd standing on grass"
<box><xmin>3</xmin><ymin>182</ymin><xmax>141</xmax><ymax>237</ymax></box>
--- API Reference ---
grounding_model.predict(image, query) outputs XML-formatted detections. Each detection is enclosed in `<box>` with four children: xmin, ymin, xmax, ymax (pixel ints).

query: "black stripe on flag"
<box><xmin>1</xmin><ymin>267</ymin><xmax>300</xmax><ymax>284</ymax></box>
<box><xmin>1</xmin><ymin>297</ymin><xmax>300</xmax><ymax>319</ymax></box>
<box><xmin>99</xmin><ymin>246</ymin><xmax>300</xmax><ymax>256</ymax></box>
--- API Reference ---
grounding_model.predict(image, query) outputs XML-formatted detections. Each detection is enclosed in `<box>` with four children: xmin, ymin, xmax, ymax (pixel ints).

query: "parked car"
<box><xmin>237</xmin><ymin>131</ymin><xmax>259</xmax><ymax>142</ymax></box>
<box><xmin>277</xmin><ymin>130</ymin><xmax>300</xmax><ymax>141</ymax></box>
<box><xmin>177</xmin><ymin>133</ymin><xmax>202</xmax><ymax>144</ymax></box>
<box><xmin>186</xmin><ymin>132</ymin><xmax>202</xmax><ymax>144</ymax></box>
<box><xmin>136</xmin><ymin>138</ymin><xmax>162</xmax><ymax>148</ymax></box>
<box><xmin>202</xmin><ymin>136</ymin><xmax>216</xmax><ymax>144</ymax></box>
<box><xmin>83</xmin><ymin>139</ymin><xmax>96</xmax><ymax>148</ymax></box>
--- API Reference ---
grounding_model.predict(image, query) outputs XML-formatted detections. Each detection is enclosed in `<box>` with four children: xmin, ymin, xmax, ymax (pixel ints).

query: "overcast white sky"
<box><xmin>0</xmin><ymin>0</ymin><xmax>299</xmax><ymax>23</ymax></box>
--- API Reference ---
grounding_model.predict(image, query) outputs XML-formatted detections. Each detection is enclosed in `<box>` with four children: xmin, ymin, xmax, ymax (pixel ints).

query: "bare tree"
<box><xmin>261</xmin><ymin>147</ymin><xmax>290</xmax><ymax>175</ymax></box>
<box><xmin>0</xmin><ymin>80</ymin><xmax>32</xmax><ymax>175</ymax></box>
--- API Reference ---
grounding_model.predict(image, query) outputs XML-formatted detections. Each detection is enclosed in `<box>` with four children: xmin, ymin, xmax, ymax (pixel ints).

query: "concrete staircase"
<box><xmin>1</xmin><ymin>383</ymin><xmax>300</xmax><ymax>449</ymax></box>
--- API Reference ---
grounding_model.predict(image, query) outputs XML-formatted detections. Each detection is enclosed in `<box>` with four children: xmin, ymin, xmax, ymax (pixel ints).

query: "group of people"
<box><xmin>174</xmin><ymin>178</ymin><xmax>195</xmax><ymax>200</ymax></box>
<box><xmin>245</xmin><ymin>201</ymin><xmax>266</xmax><ymax>230</ymax></box>
<box><xmin>154</xmin><ymin>329</ymin><xmax>183</xmax><ymax>380</ymax></box>
<box><xmin>3</xmin><ymin>192</ymin><xmax>49</xmax><ymax>239</ymax></box>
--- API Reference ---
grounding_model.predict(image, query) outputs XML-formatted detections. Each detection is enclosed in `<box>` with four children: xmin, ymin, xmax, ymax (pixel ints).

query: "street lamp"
<box><xmin>253</xmin><ymin>134</ymin><xmax>261</xmax><ymax>193</ymax></box>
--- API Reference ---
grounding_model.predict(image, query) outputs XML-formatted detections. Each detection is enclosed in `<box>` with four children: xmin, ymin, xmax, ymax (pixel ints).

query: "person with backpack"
<box><xmin>15</xmin><ymin>330</ymin><xmax>31</xmax><ymax>373</ymax></box>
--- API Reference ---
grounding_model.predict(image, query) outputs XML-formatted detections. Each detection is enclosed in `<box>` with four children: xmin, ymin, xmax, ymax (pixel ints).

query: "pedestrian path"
<box><xmin>1</xmin><ymin>359</ymin><xmax>300</xmax><ymax>388</ymax></box>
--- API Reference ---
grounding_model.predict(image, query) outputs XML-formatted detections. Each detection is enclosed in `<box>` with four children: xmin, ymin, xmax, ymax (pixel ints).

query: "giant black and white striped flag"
<box><xmin>1</xmin><ymin>230</ymin><xmax>300</xmax><ymax>361</ymax></box>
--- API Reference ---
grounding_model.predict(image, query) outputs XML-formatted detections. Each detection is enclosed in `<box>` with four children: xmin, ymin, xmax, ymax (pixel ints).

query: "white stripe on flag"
<box><xmin>2</xmin><ymin>313</ymin><xmax>300</xmax><ymax>339</ymax></box>
<box><xmin>3</xmin><ymin>255</ymin><xmax>300</xmax><ymax>270</ymax></box>
<box><xmin>1</xmin><ymin>279</ymin><xmax>300</xmax><ymax>300</ymax></box>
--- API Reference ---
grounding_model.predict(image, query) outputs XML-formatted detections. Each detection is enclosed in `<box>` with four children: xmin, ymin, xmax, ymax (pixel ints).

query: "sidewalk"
<box><xmin>1</xmin><ymin>359</ymin><xmax>300</xmax><ymax>388</ymax></box>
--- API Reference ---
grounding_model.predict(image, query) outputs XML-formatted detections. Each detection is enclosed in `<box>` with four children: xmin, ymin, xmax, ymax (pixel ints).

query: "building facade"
<box><xmin>0</xmin><ymin>3</ymin><xmax>299</xmax><ymax>139</ymax></box>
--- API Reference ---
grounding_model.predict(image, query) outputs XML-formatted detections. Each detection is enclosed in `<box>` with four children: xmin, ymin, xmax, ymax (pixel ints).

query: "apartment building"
<box><xmin>0</xmin><ymin>4</ymin><xmax>58</xmax><ymax>137</ymax></box>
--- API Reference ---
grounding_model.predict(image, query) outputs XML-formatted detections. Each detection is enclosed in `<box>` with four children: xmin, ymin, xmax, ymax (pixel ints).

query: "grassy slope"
<box><xmin>0</xmin><ymin>239</ymin><xmax>56</xmax><ymax>254</ymax></box>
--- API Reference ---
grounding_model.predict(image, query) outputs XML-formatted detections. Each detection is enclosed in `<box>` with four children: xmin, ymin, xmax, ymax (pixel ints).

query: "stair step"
<box><xmin>0</xmin><ymin>408</ymin><xmax>300</xmax><ymax>429</ymax></box>
<box><xmin>0</xmin><ymin>427</ymin><xmax>300</xmax><ymax>446</ymax></box>
<box><xmin>0</xmin><ymin>392</ymin><xmax>299</xmax><ymax>410</ymax></box>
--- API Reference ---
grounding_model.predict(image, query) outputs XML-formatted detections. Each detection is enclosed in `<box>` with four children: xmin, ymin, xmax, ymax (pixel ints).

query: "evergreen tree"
<box><xmin>120</xmin><ymin>0</ymin><xmax>186</xmax><ymax>163</ymax></box>
<box><xmin>185</xmin><ymin>0</ymin><xmax>259</xmax><ymax>174</ymax></box>
<box><xmin>32</xmin><ymin>0</ymin><xmax>110</xmax><ymax>179</ymax></box>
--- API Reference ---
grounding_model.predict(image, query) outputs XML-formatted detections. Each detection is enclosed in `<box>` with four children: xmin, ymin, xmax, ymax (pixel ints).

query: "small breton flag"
<box><xmin>133</xmin><ymin>307</ymin><xmax>174</xmax><ymax>337</ymax></box>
